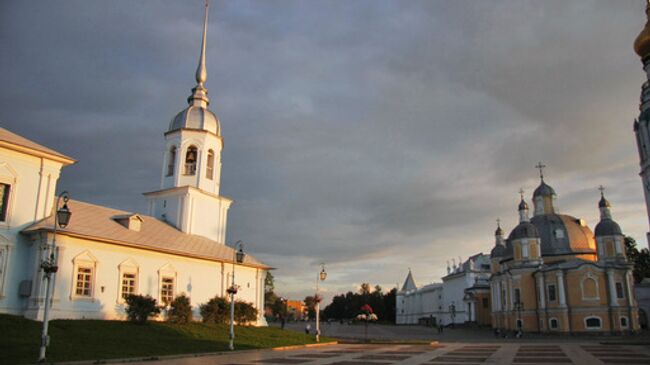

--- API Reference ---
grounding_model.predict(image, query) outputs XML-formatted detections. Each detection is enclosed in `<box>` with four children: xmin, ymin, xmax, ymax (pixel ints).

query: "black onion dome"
<box><xmin>490</xmin><ymin>244</ymin><xmax>506</xmax><ymax>258</ymax></box>
<box><xmin>595</xmin><ymin>219</ymin><xmax>622</xmax><ymax>237</ymax></box>
<box><xmin>518</xmin><ymin>199</ymin><xmax>528</xmax><ymax>211</ymax></box>
<box><xmin>533</xmin><ymin>181</ymin><xmax>556</xmax><ymax>197</ymax></box>
<box><xmin>508</xmin><ymin>222</ymin><xmax>539</xmax><ymax>240</ymax></box>
<box><xmin>598</xmin><ymin>196</ymin><xmax>610</xmax><ymax>208</ymax></box>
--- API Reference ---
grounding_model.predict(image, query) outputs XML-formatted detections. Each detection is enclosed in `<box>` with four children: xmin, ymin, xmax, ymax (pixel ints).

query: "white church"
<box><xmin>0</xmin><ymin>5</ymin><xmax>269</xmax><ymax>325</ymax></box>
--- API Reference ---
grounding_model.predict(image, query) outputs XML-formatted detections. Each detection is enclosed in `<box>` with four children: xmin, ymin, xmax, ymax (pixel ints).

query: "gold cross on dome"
<box><xmin>598</xmin><ymin>185</ymin><xmax>605</xmax><ymax>197</ymax></box>
<box><xmin>519</xmin><ymin>188</ymin><xmax>525</xmax><ymax>199</ymax></box>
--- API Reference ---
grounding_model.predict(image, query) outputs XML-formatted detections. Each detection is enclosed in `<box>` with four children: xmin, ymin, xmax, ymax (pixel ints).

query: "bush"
<box><xmin>235</xmin><ymin>300</ymin><xmax>258</xmax><ymax>324</ymax></box>
<box><xmin>125</xmin><ymin>294</ymin><xmax>160</xmax><ymax>324</ymax></box>
<box><xmin>167</xmin><ymin>294</ymin><xmax>192</xmax><ymax>324</ymax></box>
<box><xmin>199</xmin><ymin>296</ymin><xmax>228</xmax><ymax>324</ymax></box>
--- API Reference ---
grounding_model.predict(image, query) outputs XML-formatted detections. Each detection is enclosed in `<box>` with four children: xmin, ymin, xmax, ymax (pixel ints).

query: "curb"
<box><xmin>51</xmin><ymin>341</ymin><xmax>338</xmax><ymax>365</ymax></box>
<box><xmin>336</xmin><ymin>339</ymin><xmax>440</xmax><ymax>346</ymax></box>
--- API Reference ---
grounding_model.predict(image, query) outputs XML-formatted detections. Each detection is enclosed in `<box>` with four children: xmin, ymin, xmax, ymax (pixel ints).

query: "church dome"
<box><xmin>595</xmin><ymin>219</ymin><xmax>622</xmax><ymax>237</ymax></box>
<box><xmin>508</xmin><ymin>222</ymin><xmax>539</xmax><ymax>240</ymax></box>
<box><xmin>169</xmin><ymin>105</ymin><xmax>220</xmax><ymax>135</ymax></box>
<box><xmin>533</xmin><ymin>181</ymin><xmax>556</xmax><ymax>198</ymax></box>
<box><xmin>530</xmin><ymin>214</ymin><xmax>596</xmax><ymax>256</ymax></box>
<box><xmin>490</xmin><ymin>244</ymin><xmax>506</xmax><ymax>258</ymax></box>
<box><xmin>635</xmin><ymin>4</ymin><xmax>650</xmax><ymax>60</ymax></box>
<box><xmin>598</xmin><ymin>195</ymin><xmax>610</xmax><ymax>208</ymax></box>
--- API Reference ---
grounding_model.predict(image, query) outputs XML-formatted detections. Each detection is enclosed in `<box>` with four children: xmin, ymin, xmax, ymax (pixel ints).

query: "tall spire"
<box><xmin>188</xmin><ymin>0</ymin><xmax>211</xmax><ymax>107</ymax></box>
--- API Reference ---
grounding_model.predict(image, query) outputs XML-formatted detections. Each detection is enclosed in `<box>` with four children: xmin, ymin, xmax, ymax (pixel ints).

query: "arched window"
<box><xmin>206</xmin><ymin>149</ymin><xmax>214</xmax><ymax>180</ymax></box>
<box><xmin>184</xmin><ymin>146</ymin><xmax>197</xmax><ymax>175</ymax></box>
<box><xmin>585</xmin><ymin>316</ymin><xmax>602</xmax><ymax>329</ymax></box>
<box><xmin>167</xmin><ymin>146</ymin><xmax>176</xmax><ymax>177</ymax></box>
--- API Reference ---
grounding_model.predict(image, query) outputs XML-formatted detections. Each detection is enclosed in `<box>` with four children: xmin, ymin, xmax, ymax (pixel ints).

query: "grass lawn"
<box><xmin>0</xmin><ymin>314</ymin><xmax>334</xmax><ymax>364</ymax></box>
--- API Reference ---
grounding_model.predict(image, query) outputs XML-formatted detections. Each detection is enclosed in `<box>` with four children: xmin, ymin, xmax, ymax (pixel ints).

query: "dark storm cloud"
<box><xmin>1</xmin><ymin>0</ymin><xmax>648</xmax><ymax>301</ymax></box>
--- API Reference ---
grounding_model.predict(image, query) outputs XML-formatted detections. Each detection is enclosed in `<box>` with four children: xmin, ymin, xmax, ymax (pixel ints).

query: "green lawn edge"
<box><xmin>0</xmin><ymin>314</ymin><xmax>334</xmax><ymax>364</ymax></box>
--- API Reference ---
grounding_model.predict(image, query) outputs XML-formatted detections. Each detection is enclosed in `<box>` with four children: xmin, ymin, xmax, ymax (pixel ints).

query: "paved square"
<box><xmin>150</xmin><ymin>342</ymin><xmax>650</xmax><ymax>365</ymax></box>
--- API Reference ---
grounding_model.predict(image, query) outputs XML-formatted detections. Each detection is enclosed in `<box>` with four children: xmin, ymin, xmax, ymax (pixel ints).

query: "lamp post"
<box><xmin>315</xmin><ymin>263</ymin><xmax>327</xmax><ymax>342</ymax></box>
<box><xmin>227</xmin><ymin>241</ymin><xmax>245</xmax><ymax>351</ymax></box>
<box><xmin>448</xmin><ymin>302</ymin><xmax>456</xmax><ymax>328</ymax></box>
<box><xmin>38</xmin><ymin>191</ymin><xmax>72</xmax><ymax>363</ymax></box>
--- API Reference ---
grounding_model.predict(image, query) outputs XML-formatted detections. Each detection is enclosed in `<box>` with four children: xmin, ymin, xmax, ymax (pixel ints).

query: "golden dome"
<box><xmin>635</xmin><ymin>2</ymin><xmax>650</xmax><ymax>59</ymax></box>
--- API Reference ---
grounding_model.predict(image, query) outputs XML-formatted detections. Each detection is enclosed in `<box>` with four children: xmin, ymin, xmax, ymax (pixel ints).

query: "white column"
<box><xmin>626</xmin><ymin>270</ymin><xmax>635</xmax><ymax>307</ymax></box>
<box><xmin>607</xmin><ymin>270</ymin><xmax>617</xmax><ymax>305</ymax></box>
<box><xmin>556</xmin><ymin>271</ymin><xmax>566</xmax><ymax>307</ymax></box>
<box><xmin>537</xmin><ymin>274</ymin><xmax>546</xmax><ymax>309</ymax></box>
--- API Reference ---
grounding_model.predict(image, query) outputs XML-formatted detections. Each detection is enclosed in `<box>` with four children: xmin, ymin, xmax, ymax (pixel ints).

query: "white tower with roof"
<box><xmin>144</xmin><ymin>2</ymin><xmax>232</xmax><ymax>244</ymax></box>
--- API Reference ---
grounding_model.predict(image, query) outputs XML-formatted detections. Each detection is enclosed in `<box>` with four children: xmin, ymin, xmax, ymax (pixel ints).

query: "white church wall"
<box><xmin>24</xmin><ymin>233</ymin><xmax>266</xmax><ymax>325</ymax></box>
<box><xmin>0</xmin><ymin>147</ymin><xmax>65</xmax><ymax>316</ymax></box>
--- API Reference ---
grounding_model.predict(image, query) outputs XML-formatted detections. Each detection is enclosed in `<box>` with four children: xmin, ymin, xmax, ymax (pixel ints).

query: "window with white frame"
<box><xmin>620</xmin><ymin>316</ymin><xmax>629</xmax><ymax>328</ymax></box>
<box><xmin>167</xmin><ymin>146</ymin><xmax>176</xmax><ymax>177</ymax></box>
<box><xmin>120</xmin><ymin>272</ymin><xmax>137</xmax><ymax>299</ymax></box>
<box><xmin>585</xmin><ymin>316</ymin><xmax>602</xmax><ymax>329</ymax></box>
<box><xmin>0</xmin><ymin>183</ymin><xmax>10</xmax><ymax>222</ymax></box>
<box><xmin>160</xmin><ymin>276</ymin><xmax>175</xmax><ymax>305</ymax></box>
<box><xmin>75</xmin><ymin>266</ymin><xmax>93</xmax><ymax>297</ymax></box>
<box><xmin>549</xmin><ymin>318</ymin><xmax>558</xmax><ymax>329</ymax></box>
<box><xmin>71</xmin><ymin>251</ymin><xmax>98</xmax><ymax>299</ymax></box>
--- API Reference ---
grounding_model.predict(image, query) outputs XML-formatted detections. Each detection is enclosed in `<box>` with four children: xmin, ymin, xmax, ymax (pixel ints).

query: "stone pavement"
<box><xmin>149</xmin><ymin>342</ymin><xmax>650</xmax><ymax>365</ymax></box>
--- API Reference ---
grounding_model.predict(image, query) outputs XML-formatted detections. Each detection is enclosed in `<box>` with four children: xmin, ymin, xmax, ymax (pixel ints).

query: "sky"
<box><xmin>1</xmin><ymin>0</ymin><xmax>649</xmax><ymax>304</ymax></box>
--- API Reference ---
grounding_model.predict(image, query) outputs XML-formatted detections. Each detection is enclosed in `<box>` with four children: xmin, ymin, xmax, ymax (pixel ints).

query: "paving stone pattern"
<box><xmin>150</xmin><ymin>342</ymin><xmax>650</xmax><ymax>365</ymax></box>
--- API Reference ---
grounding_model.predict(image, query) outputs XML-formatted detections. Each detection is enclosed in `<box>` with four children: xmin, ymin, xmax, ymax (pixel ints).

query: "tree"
<box><xmin>199</xmin><ymin>296</ymin><xmax>229</xmax><ymax>324</ymax></box>
<box><xmin>625</xmin><ymin>236</ymin><xmax>650</xmax><ymax>283</ymax></box>
<box><xmin>322</xmin><ymin>284</ymin><xmax>398</xmax><ymax>324</ymax></box>
<box><xmin>125</xmin><ymin>294</ymin><xmax>161</xmax><ymax>324</ymax></box>
<box><xmin>304</xmin><ymin>296</ymin><xmax>316</xmax><ymax>319</ymax></box>
<box><xmin>167</xmin><ymin>294</ymin><xmax>193</xmax><ymax>324</ymax></box>
<box><xmin>265</xmin><ymin>272</ymin><xmax>275</xmax><ymax>294</ymax></box>
<box><xmin>359</xmin><ymin>283</ymin><xmax>371</xmax><ymax>295</ymax></box>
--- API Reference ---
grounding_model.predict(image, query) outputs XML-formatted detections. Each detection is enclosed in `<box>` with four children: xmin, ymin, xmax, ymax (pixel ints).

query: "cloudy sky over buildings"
<box><xmin>1</xmin><ymin>1</ymin><xmax>649</xmax><ymax>302</ymax></box>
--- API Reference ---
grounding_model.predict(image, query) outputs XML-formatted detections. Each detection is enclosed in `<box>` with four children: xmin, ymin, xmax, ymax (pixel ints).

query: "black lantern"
<box><xmin>56</xmin><ymin>202</ymin><xmax>71</xmax><ymax>228</ymax></box>
<box><xmin>236</xmin><ymin>246</ymin><xmax>245</xmax><ymax>264</ymax></box>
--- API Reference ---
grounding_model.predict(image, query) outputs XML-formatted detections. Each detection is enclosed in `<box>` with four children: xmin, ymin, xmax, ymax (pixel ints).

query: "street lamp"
<box><xmin>315</xmin><ymin>263</ymin><xmax>327</xmax><ymax>342</ymax></box>
<box><xmin>227</xmin><ymin>241</ymin><xmax>245</xmax><ymax>351</ymax></box>
<box><xmin>38</xmin><ymin>191</ymin><xmax>71</xmax><ymax>362</ymax></box>
<box><xmin>448</xmin><ymin>302</ymin><xmax>456</xmax><ymax>328</ymax></box>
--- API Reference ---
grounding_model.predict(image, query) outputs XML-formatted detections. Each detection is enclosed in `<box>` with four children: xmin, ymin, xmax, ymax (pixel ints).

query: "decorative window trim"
<box><xmin>117</xmin><ymin>258</ymin><xmax>139</xmax><ymax>303</ymax></box>
<box><xmin>620</xmin><ymin>316</ymin><xmax>629</xmax><ymax>329</ymax></box>
<box><xmin>183</xmin><ymin>146</ymin><xmax>198</xmax><ymax>176</ymax></box>
<box><xmin>158</xmin><ymin>263</ymin><xmax>177</xmax><ymax>306</ymax></box>
<box><xmin>206</xmin><ymin>149</ymin><xmax>215</xmax><ymax>180</ymax></box>
<box><xmin>584</xmin><ymin>316</ymin><xmax>602</xmax><ymax>330</ymax></box>
<box><xmin>547</xmin><ymin>284</ymin><xmax>557</xmax><ymax>302</ymax></box>
<box><xmin>0</xmin><ymin>235</ymin><xmax>10</xmax><ymax>298</ymax></box>
<box><xmin>0</xmin><ymin>162</ymin><xmax>19</xmax><ymax>227</ymax></box>
<box><xmin>166</xmin><ymin>146</ymin><xmax>177</xmax><ymax>177</ymax></box>
<box><xmin>549</xmin><ymin>317</ymin><xmax>559</xmax><ymax>330</ymax></box>
<box><xmin>580</xmin><ymin>274</ymin><xmax>600</xmax><ymax>301</ymax></box>
<box><xmin>71</xmin><ymin>251</ymin><xmax>98</xmax><ymax>301</ymax></box>
<box><xmin>615</xmin><ymin>282</ymin><xmax>625</xmax><ymax>299</ymax></box>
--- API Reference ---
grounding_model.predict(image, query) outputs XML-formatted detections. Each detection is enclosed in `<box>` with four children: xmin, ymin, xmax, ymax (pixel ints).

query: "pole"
<box><xmin>38</xmin><ymin>192</ymin><xmax>65</xmax><ymax>362</ymax></box>
<box><xmin>315</xmin><ymin>272</ymin><xmax>320</xmax><ymax>342</ymax></box>
<box><xmin>229</xmin><ymin>250</ymin><xmax>236</xmax><ymax>351</ymax></box>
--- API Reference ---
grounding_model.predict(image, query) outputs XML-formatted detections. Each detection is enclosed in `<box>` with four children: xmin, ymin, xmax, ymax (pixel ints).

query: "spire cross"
<box><xmin>598</xmin><ymin>185</ymin><xmax>605</xmax><ymax>197</ymax></box>
<box><xmin>519</xmin><ymin>188</ymin><xmax>525</xmax><ymax>200</ymax></box>
<box><xmin>496</xmin><ymin>218</ymin><xmax>501</xmax><ymax>227</ymax></box>
<box><xmin>535</xmin><ymin>162</ymin><xmax>546</xmax><ymax>180</ymax></box>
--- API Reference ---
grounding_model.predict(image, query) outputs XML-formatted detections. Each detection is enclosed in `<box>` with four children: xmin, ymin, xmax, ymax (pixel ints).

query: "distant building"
<box><xmin>396</xmin><ymin>254</ymin><xmax>491</xmax><ymax>326</ymax></box>
<box><xmin>490</xmin><ymin>171</ymin><xmax>639</xmax><ymax>333</ymax></box>
<box><xmin>285</xmin><ymin>300</ymin><xmax>306</xmax><ymax>320</ymax></box>
<box><xmin>0</xmin><ymin>5</ymin><xmax>269</xmax><ymax>325</ymax></box>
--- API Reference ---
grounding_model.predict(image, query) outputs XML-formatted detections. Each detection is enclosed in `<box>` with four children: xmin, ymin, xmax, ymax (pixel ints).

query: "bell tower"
<box><xmin>144</xmin><ymin>1</ymin><xmax>232</xmax><ymax>244</ymax></box>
